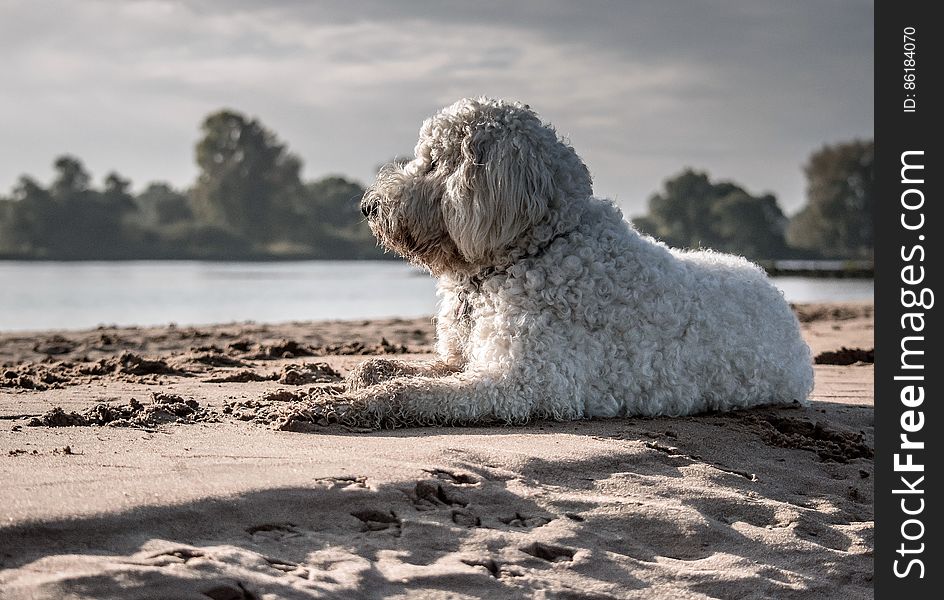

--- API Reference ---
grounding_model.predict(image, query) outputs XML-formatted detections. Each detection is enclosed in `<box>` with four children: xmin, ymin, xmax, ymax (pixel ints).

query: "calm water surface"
<box><xmin>0</xmin><ymin>261</ymin><xmax>874</xmax><ymax>332</ymax></box>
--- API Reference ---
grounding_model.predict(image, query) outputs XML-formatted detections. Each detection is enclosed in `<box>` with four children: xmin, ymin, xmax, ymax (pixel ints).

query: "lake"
<box><xmin>0</xmin><ymin>261</ymin><xmax>874</xmax><ymax>332</ymax></box>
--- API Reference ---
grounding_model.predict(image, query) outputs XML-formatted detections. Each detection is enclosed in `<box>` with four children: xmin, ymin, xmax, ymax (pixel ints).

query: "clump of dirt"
<box><xmin>814</xmin><ymin>347</ymin><xmax>874</xmax><ymax>365</ymax></box>
<box><xmin>27</xmin><ymin>393</ymin><xmax>213</xmax><ymax>428</ymax></box>
<box><xmin>1</xmin><ymin>365</ymin><xmax>71</xmax><ymax>391</ymax></box>
<box><xmin>180</xmin><ymin>352</ymin><xmax>249</xmax><ymax>368</ymax></box>
<box><xmin>278</xmin><ymin>362</ymin><xmax>342</xmax><ymax>385</ymax></box>
<box><xmin>32</xmin><ymin>335</ymin><xmax>77</xmax><ymax>356</ymax></box>
<box><xmin>73</xmin><ymin>361</ymin><xmax>115</xmax><ymax>377</ymax></box>
<box><xmin>311</xmin><ymin>338</ymin><xmax>411</xmax><ymax>356</ymax></box>
<box><xmin>1</xmin><ymin>352</ymin><xmax>191</xmax><ymax>390</ymax></box>
<box><xmin>262</xmin><ymin>390</ymin><xmax>307</xmax><ymax>403</ymax></box>
<box><xmin>166</xmin><ymin>350</ymin><xmax>249</xmax><ymax>372</ymax></box>
<box><xmin>8</xmin><ymin>449</ymin><xmax>39</xmax><ymax>457</ymax></box>
<box><xmin>174</xmin><ymin>328</ymin><xmax>212</xmax><ymax>340</ymax></box>
<box><xmin>204</xmin><ymin>370</ymin><xmax>276</xmax><ymax>383</ymax></box>
<box><xmin>109</xmin><ymin>352</ymin><xmax>185</xmax><ymax>377</ymax></box>
<box><xmin>246</xmin><ymin>340</ymin><xmax>317</xmax><ymax>360</ymax></box>
<box><xmin>27</xmin><ymin>407</ymin><xmax>87</xmax><ymax>427</ymax></box>
<box><xmin>91</xmin><ymin>332</ymin><xmax>121</xmax><ymax>349</ymax></box>
<box><xmin>191</xmin><ymin>344</ymin><xmax>225</xmax><ymax>353</ymax></box>
<box><xmin>739</xmin><ymin>412</ymin><xmax>873</xmax><ymax>462</ymax></box>
<box><xmin>229</xmin><ymin>337</ymin><xmax>419</xmax><ymax>360</ymax></box>
<box><xmin>226</xmin><ymin>339</ymin><xmax>254</xmax><ymax>353</ymax></box>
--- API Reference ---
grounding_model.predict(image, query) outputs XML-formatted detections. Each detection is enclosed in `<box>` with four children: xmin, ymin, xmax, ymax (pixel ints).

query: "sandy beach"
<box><xmin>0</xmin><ymin>302</ymin><xmax>873</xmax><ymax>599</ymax></box>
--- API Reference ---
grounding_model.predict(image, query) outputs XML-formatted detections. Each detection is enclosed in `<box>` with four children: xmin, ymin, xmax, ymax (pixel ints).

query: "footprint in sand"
<box><xmin>519</xmin><ymin>542</ymin><xmax>576</xmax><ymax>562</ymax></box>
<box><xmin>411</xmin><ymin>480</ymin><xmax>469</xmax><ymax>510</ymax></box>
<box><xmin>350</xmin><ymin>509</ymin><xmax>401</xmax><ymax>534</ymax></box>
<box><xmin>422</xmin><ymin>468</ymin><xmax>479</xmax><ymax>485</ymax></box>
<box><xmin>461</xmin><ymin>557</ymin><xmax>501</xmax><ymax>578</ymax></box>
<box><xmin>499</xmin><ymin>512</ymin><xmax>553</xmax><ymax>529</ymax></box>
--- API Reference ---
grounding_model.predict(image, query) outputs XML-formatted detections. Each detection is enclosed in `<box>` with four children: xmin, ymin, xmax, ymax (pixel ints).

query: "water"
<box><xmin>0</xmin><ymin>261</ymin><xmax>437</xmax><ymax>332</ymax></box>
<box><xmin>0</xmin><ymin>261</ymin><xmax>873</xmax><ymax>332</ymax></box>
<box><xmin>767</xmin><ymin>276</ymin><xmax>874</xmax><ymax>304</ymax></box>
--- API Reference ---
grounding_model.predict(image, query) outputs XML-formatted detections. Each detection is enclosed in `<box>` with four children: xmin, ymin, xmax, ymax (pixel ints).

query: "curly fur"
<box><xmin>334</xmin><ymin>97</ymin><xmax>813</xmax><ymax>428</ymax></box>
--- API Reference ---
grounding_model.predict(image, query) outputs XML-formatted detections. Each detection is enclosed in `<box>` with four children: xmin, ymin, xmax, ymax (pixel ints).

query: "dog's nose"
<box><xmin>361</xmin><ymin>199</ymin><xmax>378</xmax><ymax>219</ymax></box>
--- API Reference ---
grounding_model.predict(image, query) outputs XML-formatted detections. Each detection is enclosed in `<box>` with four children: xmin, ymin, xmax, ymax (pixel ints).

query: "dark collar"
<box><xmin>455</xmin><ymin>227</ymin><xmax>574</xmax><ymax>320</ymax></box>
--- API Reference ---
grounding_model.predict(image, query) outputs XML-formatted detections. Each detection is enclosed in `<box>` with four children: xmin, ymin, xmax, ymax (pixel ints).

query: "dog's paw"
<box><xmin>346</xmin><ymin>358</ymin><xmax>414</xmax><ymax>391</ymax></box>
<box><xmin>276</xmin><ymin>393</ymin><xmax>367</xmax><ymax>431</ymax></box>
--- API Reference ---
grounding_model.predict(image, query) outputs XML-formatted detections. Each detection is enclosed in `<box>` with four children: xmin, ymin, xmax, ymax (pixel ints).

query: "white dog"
<box><xmin>319</xmin><ymin>97</ymin><xmax>812</xmax><ymax>428</ymax></box>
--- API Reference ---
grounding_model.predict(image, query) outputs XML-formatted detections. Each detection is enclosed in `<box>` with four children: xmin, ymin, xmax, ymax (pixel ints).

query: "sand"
<box><xmin>0</xmin><ymin>303</ymin><xmax>874</xmax><ymax>599</ymax></box>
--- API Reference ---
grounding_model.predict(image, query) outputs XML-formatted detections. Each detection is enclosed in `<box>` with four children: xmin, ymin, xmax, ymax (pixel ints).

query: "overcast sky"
<box><xmin>0</xmin><ymin>0</ymin><xmax>872</xmax><ymax>216</ymax></box>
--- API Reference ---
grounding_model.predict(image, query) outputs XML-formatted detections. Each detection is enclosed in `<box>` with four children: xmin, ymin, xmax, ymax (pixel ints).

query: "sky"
<box><xmin>0</xmin><ymin>0</ymin><xmax>873</xmax><ymax>216</ymax></box>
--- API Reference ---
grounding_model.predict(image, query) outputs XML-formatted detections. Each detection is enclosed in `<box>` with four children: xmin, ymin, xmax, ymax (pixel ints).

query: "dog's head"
<box><xmin>361</xmin><ymin>97</ymin><xmax>592</xmax><ymax>275</ymax></box>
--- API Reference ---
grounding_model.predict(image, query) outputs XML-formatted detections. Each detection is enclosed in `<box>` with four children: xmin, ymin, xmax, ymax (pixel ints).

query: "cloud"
<box><xmin>0</xmin><ymin>0</ymin><xmax>872</xmax><ymax>214</ymax></box>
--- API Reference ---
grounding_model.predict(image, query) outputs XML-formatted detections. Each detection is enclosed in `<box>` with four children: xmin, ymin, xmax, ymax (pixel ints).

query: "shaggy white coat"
<box><xmin>331</xmin><ymin>97</ymin><xmax>813</xmax><ymax>428</ymax></box>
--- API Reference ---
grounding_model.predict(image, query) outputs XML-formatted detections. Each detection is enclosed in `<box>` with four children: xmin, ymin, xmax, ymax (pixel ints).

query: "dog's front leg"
<box><xmin>310</xmin><ymin>372</ymin><xmax>530</xmax><ymax>429</ymax></box>
<box><xmin>346</xmin><ymin>358</ymin><xmax>460</xmax><ymax>391</ymax></box>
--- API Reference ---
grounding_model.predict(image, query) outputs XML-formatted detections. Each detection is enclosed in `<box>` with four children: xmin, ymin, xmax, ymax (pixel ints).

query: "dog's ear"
<box><xmin>442</xmin><ymin>122</ymin><xmax>554</xmax><ymax>264</ymax></box>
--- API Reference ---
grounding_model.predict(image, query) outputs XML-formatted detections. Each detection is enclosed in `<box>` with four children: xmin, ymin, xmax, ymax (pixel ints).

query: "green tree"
<box><xmin>633</xmin><ymin>169</ymin><xmax>789</xmax><ymax>260</ymax></box>
<box><xmin>786</xmin><ymin>139</ymin><xmax>873</xmax><ymax>259</ymax></box>
<box><xmin>295</xmin><ymin>175</ymin><xmax>381</xmax><ymax>258</ymax></box>
<box><xmin>136</xmin><ymin>182</ymin><xmax>193</xmax><ymax>226</ymax></box>
<box><xmin>53</xmin><ymin>162</ymin><xmax>140</xmax><ymax>258</ymax></box>
<box><xmin>51</xmin><ymin>155</ymin><xmax>91</xmax><ymax>200</ymax></box>
<box><xmin>304</xmin><ymin>176</ymin><xmax>365</xmax><ymax>230</ymax></box>
<box><xmin>190</xmin><ymin>110</ymin><xmax>304</xmax><ymax>244</ymax></box>
<box><xmin>101</xmin><ymin>172</ymin><xmax>137</xmax><ymax>214</ymax></box>
<box><xmin>0</xmin><ymin>176</ymin><xmax>56</xmax><ymax>256</ymax></box>
<box><xmin>0</xmin><ymin>110</ymin><xmax>397</xmax><ymax>260</ymax></box>
<box><xmin>0</xmin><ymin>198</ymin><xmax>14</xmax><ymax>255</ymax></box>
<box><xmin>710</xmin><ymin>191</ymin><xmax>789</xmax><ymax>260</ymax></box>
<box><xmin>0</xmin><ymin>158</ymin><xmax>146</xmax><ymax>258</ymax></box>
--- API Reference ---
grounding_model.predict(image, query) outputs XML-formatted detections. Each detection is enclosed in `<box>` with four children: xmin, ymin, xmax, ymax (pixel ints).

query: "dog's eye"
<box><xmin>427</xmin><ymin>159</ymin><xmax>438</xmax><ymax>173</ymax></box>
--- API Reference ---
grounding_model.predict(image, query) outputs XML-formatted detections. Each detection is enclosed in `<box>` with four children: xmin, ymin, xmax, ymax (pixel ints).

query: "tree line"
<box><xmin>633</xmin><ymin>139</ymin><xmax>873</xmax><ymax>261</ymax></box>
<box><xmin>0</xmin><ymin>110</ymin><xmax>872</xmax><ymax>261</ymax></box>
<box><xmin>0</xmin><ymin>111</ymin><xmax>380</xmax><ymax>260</ymax></box>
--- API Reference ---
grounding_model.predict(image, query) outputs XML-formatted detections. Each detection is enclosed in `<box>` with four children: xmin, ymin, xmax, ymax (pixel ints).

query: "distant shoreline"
<box><xmin>0</xmin><ymin>254</ymin><xmax>401</xmax><ymax>263</ymax></box>
<box><xmin>759</xmin><ymin>260</ymin><xmax>874</xmax><ymax>279</ymax></box>
<box><xmin>0</xmin><ymin>256</ymin><xmax>875</xmax><ymax>278</ymax></box>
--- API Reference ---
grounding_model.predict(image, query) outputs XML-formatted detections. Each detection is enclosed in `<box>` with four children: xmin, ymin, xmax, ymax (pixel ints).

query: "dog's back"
<box><xmin>514</xmin><ymin>198</ymin><xmax>814</xmax><ymax>417</ymax></box>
